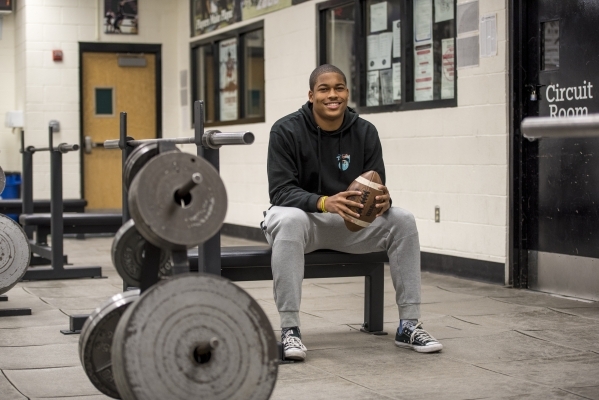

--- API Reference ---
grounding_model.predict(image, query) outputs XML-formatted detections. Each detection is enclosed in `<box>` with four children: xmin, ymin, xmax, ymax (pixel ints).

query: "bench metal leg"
<box><xmin>0</xmin><ymin>295</ymin><xmax>32</xmax><ymax>317</ymax></box>
<box><xmin>360</xmin><ymin>263</ymin><xmax>387</xmax><ymax>335</ymax></box>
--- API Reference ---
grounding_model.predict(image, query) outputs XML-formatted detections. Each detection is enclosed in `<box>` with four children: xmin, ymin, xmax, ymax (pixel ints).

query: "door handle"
<box><xmin>84</xmin><ymin>136</ymin><xmax>104</xmax><ymax>154</ymax></box>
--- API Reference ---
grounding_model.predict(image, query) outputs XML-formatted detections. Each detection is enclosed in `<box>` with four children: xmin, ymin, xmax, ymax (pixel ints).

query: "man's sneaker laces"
<box><xmin>282</xmin><ymin>328</ymin><xmax>307</xmax><ymax>361</ymax></box>
<box><xmin>395</xmin><ymin>322</ymin><xmax>443</xmax><ymax>353</ymax></box>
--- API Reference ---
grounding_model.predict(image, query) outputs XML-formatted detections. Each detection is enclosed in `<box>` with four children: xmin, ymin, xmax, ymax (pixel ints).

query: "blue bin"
<box><xmin>0</xmin><ymin>172</ymin><xmax>22</xmax><ymax>222</ymax></box>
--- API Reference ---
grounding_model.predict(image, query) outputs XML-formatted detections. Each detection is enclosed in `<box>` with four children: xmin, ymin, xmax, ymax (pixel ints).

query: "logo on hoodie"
<box><xmin>337</xmin><ymin>154</ymin><xmax>350</xmax><ymax>171</ymax></box>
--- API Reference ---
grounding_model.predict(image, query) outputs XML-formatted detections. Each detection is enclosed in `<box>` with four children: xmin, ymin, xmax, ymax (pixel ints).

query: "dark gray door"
<box><xmin>521</xmin><ymin>0</ymin><xmax>599</xmax><ymax>300</ymax></box>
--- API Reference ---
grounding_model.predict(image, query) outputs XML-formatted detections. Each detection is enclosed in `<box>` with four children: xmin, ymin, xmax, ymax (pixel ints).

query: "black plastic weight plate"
<box><xmin>0</xmin><ymin>214</ymin><xmax>31</xmax><ymax>295</ymax></box>
<box><xmin>111</xmin><ymin>274</ymin><xmax>279</xmax><ymax>400</ymax></box>
<box><xmin>128</xmin><ymin>151</ymin><xmax>227</xmax><ymax>249</ymax></box>
<box><xmin>111</xmin><ymin>219</ymin><xmax>171</xmax><ymax>288</ymax></box>
<box><xmin>79</xmin><ymin>290</ymin><xmax>140</xmax><ymax>399</ymax></box>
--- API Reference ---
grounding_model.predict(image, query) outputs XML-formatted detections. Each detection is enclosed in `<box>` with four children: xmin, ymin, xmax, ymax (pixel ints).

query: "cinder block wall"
<box><xmin>185</xmin><ymin>0</ymin><xmax>510</xmax><ymax>270</ymax></box>
<box><xmin>8</xmin><ymin>0</ymin><xmax>181</xmax><ymax>200</ymax></box>
<box><xmin>0</xmin><ymin>13</ymin><xmax>19</xmax><ymax>172</ymax></box>
<box><xmin>4</xmin><ymin>0</ymin><xmax>509</xmax><ymax>274</ymax></box>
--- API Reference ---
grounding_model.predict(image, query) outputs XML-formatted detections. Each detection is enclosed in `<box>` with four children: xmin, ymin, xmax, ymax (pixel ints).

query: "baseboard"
<box><xmin>221</xmin><ymin>224</ymin><xmax>505</xmax><ymax>284</ymax></box>
<box><xmin>421</xmin><ymin>252</ymin><xmax>505</xmax><ymax>284</ymax></box>
<box><xmin>221</xmin><ymin>223</ymin><xmax>267</xmax><ymax>243</ymax></box>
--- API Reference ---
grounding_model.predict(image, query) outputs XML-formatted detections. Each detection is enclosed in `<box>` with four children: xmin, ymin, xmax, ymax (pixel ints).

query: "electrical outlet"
<box><xmin>434</xmin><ymin>206</ymin><xmax>440</xmax><ymax>223</ymax></box>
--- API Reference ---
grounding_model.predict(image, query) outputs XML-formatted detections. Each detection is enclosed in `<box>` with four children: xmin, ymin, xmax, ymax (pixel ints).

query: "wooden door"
<box><xmin>82</xmin><ymin>52</ymin><xmax>157</xmax><ymax>210</ymax></box>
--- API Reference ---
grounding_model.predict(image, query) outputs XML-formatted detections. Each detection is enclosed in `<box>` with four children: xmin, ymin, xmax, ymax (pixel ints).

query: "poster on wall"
<box><xmin>441</xmin><ymin>38</ymin><xmax>455</xmax><ymax>99</ymax></box>
<box><xmin>380</xmin><ymin>69</ymin><xmax>394</xmax><ymax>105</ymax></box>
<box><xmin>434</xmin><ymin>0</ymin><xmax>454</xmax><ymax>23</ymax></box>
<box><xmin>414</xmin><ymin>43</ymin><xmax>434</xmax><ymax>101</ymax></box>
<box><xmin>367</xmin><ymin>71</ymin><xmax>380</xmax><ymax>106</ymax></box>
<box><xmin>104</xmin><ymin>0</ymin><xmax>138</xmax><ymax>34</ymax></box>
<box><xmin>242</xmin><ymin>0</ymin><xmax>292</xmax><ymax>21</ymax></box>
<box><xmin>192</xmin><ymin>0</ymin><xmax>240</xmax><ymax>36</ymax></box>
<box><xmin>367</xmin><ymin>32</ymin><xmax>393</xmax><ymax>70</ymax></box>
<box><xmin>413</xmin><ymin>0</ymin><xmax>432</xmax><ymax>42</ymax></box>
<box><xmin>219</xmin><ymin>38</ymin><xmax>238</xmax><ymax>121</ymax></box>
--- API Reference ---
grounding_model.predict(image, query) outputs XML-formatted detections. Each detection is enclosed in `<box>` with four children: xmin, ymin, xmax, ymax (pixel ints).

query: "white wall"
<box><xmin>186</xmin><ymin>0</ymin><xmax>510</xmax><ymax>267</ymax></box>
<box><xmin>12</xmin><ymin>0</ymin><xmax>182</xmax><ymax>199</ymax></box>
<box><xmin>0</xmin><ymin>13</ymin><xmax>20</xmax><ymax>174</ymax></box>
<box><xmin>8</xmin><ymin>0</ymin><xmax>510</xmax><ymax>269</ymax></box>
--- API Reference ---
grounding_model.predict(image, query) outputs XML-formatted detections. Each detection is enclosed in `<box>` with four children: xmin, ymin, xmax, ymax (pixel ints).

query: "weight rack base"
<box><xmin>0</xmin><ymin>296</ymin><xmax>33</xmax><ymax>317</ymax></box>
<box><xmin>23</xmin><ymin>266</ymin><xmax>102</xmax><ymax>281</ymax></box>
<box><xmin>0</xmin><ymin>308</ymin><xmax>32</xmax><ymax>317</ymax></box>
<box><xmin>359</xmin><ymin>328</ymin><xmax>388</xmax><ymax>336</ymax></box>
<box><xmin>60</xmin><ymin>313</ymin><xmax>89</xmax><ymax>335</ymax></box>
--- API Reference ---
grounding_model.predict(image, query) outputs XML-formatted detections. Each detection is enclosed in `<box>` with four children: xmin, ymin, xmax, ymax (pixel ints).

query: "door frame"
<box><xmin>78</xmin><ymin>42</ymin><xmax>162</xmax><ymax>199</ymax></box>
<box><xmin>508</xmin><ymin>0</ymin><xmax>531</xmax><ymax>288</ymax></box>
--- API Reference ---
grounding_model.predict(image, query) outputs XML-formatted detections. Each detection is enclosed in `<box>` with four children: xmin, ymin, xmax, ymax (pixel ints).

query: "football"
<box><xmin>344</xmin><ymin>170</ymin><xmax>385</xmax><ymax>232</ymax></box>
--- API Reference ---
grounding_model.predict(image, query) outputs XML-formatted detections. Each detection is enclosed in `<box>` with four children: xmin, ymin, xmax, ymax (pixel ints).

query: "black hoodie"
<box><xmin>267</xmin><ymin>101</ymin><xmax>386</xmax><ymax>213</ymax></box>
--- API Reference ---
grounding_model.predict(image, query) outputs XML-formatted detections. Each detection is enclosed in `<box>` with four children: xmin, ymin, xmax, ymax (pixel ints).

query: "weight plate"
<box><xmin>111</xmin><ymin>219</ymin><xmax>172</xmax><ymax>288</ymax></box>
<box><xmin>111</xmin><ymin>274</ymin><xmax>278</xmax><ymax>400</ymax></box>
<box><xmin>128</xmin><ymin>152</ymin><xmax>227</xmax><ymax>250</ymax></box>
<box><xmin>0</xmin><ymin>165</ymin><xmax>5</xmax><ymax>194</ymax></box>
<box><xmin>0</xmin><ymin>214</ymin><xmax>31</xmax><ymax>295</ymax></box>
<box><xmin>123</xmin><ymin>143</ymin><xmax>178</xmax><ymax>193</ymax></box>
<box><xmin>79</xmin><ymin>290</ymin><xmax>140</xmax><ymax>399</ymax></box>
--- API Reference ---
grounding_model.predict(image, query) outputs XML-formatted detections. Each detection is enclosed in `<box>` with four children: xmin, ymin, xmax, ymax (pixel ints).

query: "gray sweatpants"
<box><xmin>263</xmin><ymin>206</ymin><xmax>421</xmax><ymax>328</ymax></box>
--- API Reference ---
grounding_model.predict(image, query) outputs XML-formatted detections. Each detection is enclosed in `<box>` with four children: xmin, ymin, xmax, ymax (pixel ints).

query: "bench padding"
<box><xmin>19</xmin><ymin>212</ymin><xmax>122</xmax><ymax>227</ymax></box>
<box><xmin>0</xmin><ymin>199</ymin><xmax>87</xmax><ymax>214</ymax></box>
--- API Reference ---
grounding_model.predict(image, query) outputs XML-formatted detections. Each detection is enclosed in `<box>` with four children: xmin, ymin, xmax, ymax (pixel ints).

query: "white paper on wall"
<box><xmin>414</xmin><ymin>43</ymin><xmax>434</xmax><ymax>101</ymax></box>
<box><xmin>457</xmin><ymin>35</ymin><xmax>479</xmax><ymax>68</ymax></box>
<box><xmin>367</xmin><ymin>71</ymin><xmax>380</xmax><ymax>106</ymax></box>
<box><xmin>392</xmin><ymin>20</ymin><xmax>401</xmax><ymax>58</ymax></box>
<box><xmin>370</xmin><ymin>2</ymin><xmax>388</xmax><ymax>33</ymax></box>
<box><xmin>414</xmin><ymin>0</ymin><xmax>432</xmax><ymax>42</ymax></box>
<box><xmin>434</xmin><ymin>0</ymin><xmax>454</xmax><ymax>23</ymax></box>
<box><xmin>480</xmin><ymin>13</ymin><xmax>497</xmax><ymax>57</ymax></box>
<box><xmin>392</xmin><ymin>62</ymin><xmax>402</xmax><ymax>100</ymax></box>
<box><xmin>219</xmin><ymin>37</ymin><xmax>238</xmax><ymax>121</ymax></box>
<box><xmin>380</xmin><ymin>69</ymin><xmax>394</xmax><ymax>105</ymax></box>
<box><xmin>457</xmin><ymin>0</ymin><xmax>479</xmax><ymax>35</ymax></box>
<box><xmin>367</xmin><ymin>32</ymin><xmax>393</xmax><ymax>70</ymax></box>
<box><xmin>441</xmin><ymin>38</ymin><xmax>455</xmax><ymax>99</ymax></box>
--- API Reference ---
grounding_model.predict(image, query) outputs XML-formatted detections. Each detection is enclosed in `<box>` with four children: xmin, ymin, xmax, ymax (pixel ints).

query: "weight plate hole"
<box><xmin>193</xmin><ymin>348</ymin><xmax>212</xmax><ymax>365</ymax></box>
<box><xmin>174</xmin><ymin>191</ymin><xmax>192</xmax><ymax>208</ymax></box>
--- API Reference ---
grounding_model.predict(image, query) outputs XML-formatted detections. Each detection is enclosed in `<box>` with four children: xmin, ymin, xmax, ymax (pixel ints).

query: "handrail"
<box><xmin>521</xmin><ymin>114</ymin><xmax>599</xmax><ymax>139</ymax></box>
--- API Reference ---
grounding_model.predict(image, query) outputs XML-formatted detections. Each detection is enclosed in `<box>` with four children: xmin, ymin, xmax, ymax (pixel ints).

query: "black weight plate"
<box><xmin>128</xmin><ymin>152</ymin><xmax>227</xmax><ymax>249</ymax></box>
<box><xmin>123</xmin><ymin>143</ymin><xmax>176</xmax><ymax>193</ymax></box>
<box><xmin>79</xmin><ymin>290</ymin><xmax>140</xmax><ymax>399</ymax></box>
<box><xmin>111</xmin><ymin>274</ymin><xmax>279</xmax><ymax>400</ymax></box>
<box><xmin>111</xmin><ymin>219</ymin><xmax>171</xmax><ymax>288</ymax></box>
<box><xmin>0</xmin><ymin>214</ymin><xmax>31</xmax><ymax>295</ymax></box>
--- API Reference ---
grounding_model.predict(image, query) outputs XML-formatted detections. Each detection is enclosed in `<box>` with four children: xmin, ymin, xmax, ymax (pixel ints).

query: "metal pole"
<box><xmin>21</xmin><ymin>131</ymin><xmax>34</xmax><ymax>239</ymax></box>
<box><xmin>49</xmin><ymin>126</ymin><xmax>65</xmax><ymax>272</ymax></box>
<box><xmin>120</xmin><ymin>112</ymin><xmax>130</xmax><ymax>224</ymax></box>
<box><xmin>194</xmin><ymin>100</ymin><xmax>221</xmax><ymax>276</ymax></box>
<box><xmin>521</xmin><ymin>114</ymin><xmax>599</xmax><ymax>139</ymax></box>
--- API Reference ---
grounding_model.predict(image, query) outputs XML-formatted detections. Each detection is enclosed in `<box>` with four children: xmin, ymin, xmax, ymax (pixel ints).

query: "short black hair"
<box><xmin>309</xmin><ymin>64</ymin><xmax>347</xmax><ymax>90</ymax></box>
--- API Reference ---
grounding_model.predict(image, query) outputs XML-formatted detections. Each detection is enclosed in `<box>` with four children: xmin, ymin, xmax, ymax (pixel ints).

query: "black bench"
<box><xmin>0</xmin><ymin>199</ymin><xmax>87</xmax><ymax>215</ymax></box>
<box><xmin>19</xmin><ymin>213</ymin><xmax>123</xmax><ymax>245</ymax></box>
<box><xmin>188</xmin><ymin>245</ymin><xmax>389</xmax><ymax>334</ymax></box>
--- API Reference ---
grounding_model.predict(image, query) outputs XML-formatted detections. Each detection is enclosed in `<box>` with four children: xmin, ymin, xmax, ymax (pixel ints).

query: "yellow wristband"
<box><xmin>321</xmin><ymin>196</ymin><xmax>328</xmax><ymax>213</ymax></box>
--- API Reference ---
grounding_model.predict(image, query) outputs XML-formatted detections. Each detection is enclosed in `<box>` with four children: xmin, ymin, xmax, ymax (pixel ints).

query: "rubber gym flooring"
<box><xmin>1</xmin><ymin>235</ymin><xmax>598</xmax><ymax>399</ymax></box>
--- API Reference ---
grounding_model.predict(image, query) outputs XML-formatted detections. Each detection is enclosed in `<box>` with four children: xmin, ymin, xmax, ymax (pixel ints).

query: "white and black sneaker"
<box><xmin>281</xmin><ymin>327</ymin><xmax>307</xmax><ymax>361</ymax></box>
<box><xmin>395</xmin><ymin>322</ymin><xmax>443</xmax><ymax>353</ymax></box>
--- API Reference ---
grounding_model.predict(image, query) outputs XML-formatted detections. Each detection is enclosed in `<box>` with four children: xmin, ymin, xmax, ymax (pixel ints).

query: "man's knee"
<box><xmin>266</xmin><ymin>207</ymin><xmax>311</xmax><ymax>240</ymax></box>
<box><xmin>386</xmin><ymin>207</ymin><xmax>418</xmax><ymax>234</ymax></box>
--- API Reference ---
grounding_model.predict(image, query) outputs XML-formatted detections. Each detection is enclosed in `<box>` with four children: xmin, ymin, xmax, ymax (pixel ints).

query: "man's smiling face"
<box><xmin>309</xmin><ymin>72</ymin><xmax>349</xmax><ymax>129</ymax></box>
